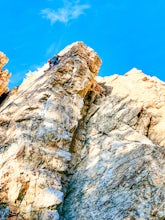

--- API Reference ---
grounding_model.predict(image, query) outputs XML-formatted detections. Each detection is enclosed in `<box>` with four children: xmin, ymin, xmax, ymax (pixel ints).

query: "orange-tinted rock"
<box><xmin>0</xmin><ymin>42</ymin><xmax>101</xmax><ymax>219</ymax></box>
<box><xmin>0</xmin><ymin>52</ymin><xmax>10</xmax><ymax>96</ymax></box>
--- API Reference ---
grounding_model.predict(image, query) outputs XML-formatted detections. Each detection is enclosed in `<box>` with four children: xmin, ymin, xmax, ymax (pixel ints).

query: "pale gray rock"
<box><xmin>61</xmin><ymin>68</ymin><xmax>165</xmax><ymax>220</ymax></box>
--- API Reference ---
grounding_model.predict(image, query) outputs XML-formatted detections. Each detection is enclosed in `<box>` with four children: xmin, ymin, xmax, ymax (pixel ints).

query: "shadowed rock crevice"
<box><xmin>135</xmin><ymin>107</ymin><xmax>152</xmax><ymax>137</ymax></box>
<box><xmin>0</xmin><ymin>92</ymin><xmax>10</xmax><ymax>107</ymax></box>
<box><xmin>59</xmin><ymin>82</ymin><xmax>105</xmax><ymax>197</ymax></box>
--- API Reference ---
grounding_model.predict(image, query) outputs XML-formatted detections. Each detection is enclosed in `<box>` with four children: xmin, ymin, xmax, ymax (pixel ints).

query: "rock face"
<box><xmin>0</xmin><ymin>43</ymin><xmax>165</xmax><ymax>220</ymax></box>
<box><xmin>0</xmin><ymin>42</ymin><xmax>101</xmax><ymax>219</ymax></box>
<box><xmin>0</xmin><ymin>52</ymin><xmax>10</xmax><ymax>96</ymax></box>
<box><xmin>61</xmin><ymin>69</ymin><xmax>165</xmax><ymax>219</ymax></box>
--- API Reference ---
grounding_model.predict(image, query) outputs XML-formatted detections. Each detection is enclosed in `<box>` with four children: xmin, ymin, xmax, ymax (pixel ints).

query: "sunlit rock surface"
<box><xmin>0</xmin><ymin>43</ymin><xmax>165</xmax><ymax>220</ymax></box>
<box><xmin>61</xmin><ymin>68</ymin><xmax>165</xmax><ymax>220</ymax></box>
<box><xmin>0</xmin><ymin>42</ymin><xmax>101</xmax><ymax>219</ymax></box>
<box><xmin>0</xmin><ymin>52</ymin><xmax>10</xmax><ymax>96</ymax></box>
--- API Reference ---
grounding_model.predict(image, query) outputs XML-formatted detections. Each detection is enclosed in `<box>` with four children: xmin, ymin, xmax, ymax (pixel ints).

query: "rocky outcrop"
<box><xmin>0</xmin><ymin>43</ymin><xmax>165</xmax><ymax>220</ymax></box>
<box><xmin>0</xmin><ymin>42</ymin><xmax>101</xmax><ymax>219</ymax></box>
<box><xmin>61</xmin><ymin>68</ymin><xmax>165</xmax><ymax>220</ymax></box>
<box><xmin>0</xmin><ymin>52</ymin><xmax>10</xmax><ymax>96</ymax></box>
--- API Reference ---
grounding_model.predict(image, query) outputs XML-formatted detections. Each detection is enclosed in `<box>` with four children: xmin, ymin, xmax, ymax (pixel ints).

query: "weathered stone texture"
<box><xmin>0</xmin><ymin>52</ymin><xmax>10</xmax><ymax>96</ymax></box>
<box><xmin>0</xmin><ymin>42</ymin><xmax>101</xmax><ymax>219</ymax></box>
<box><xmin>61</xmin><ymin>68</ymin><xmax>165</xmax><ymax>220</ymax></box>
<box><xmin>0</xmin><ymin>43</ymin><xmax>165</xmax><ymax>220</ymax></box>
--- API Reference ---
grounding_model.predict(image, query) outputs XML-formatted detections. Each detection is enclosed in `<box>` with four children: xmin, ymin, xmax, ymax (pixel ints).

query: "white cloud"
<box><xmin>41</xmin><ymin>1</ymin><xmax>90</xmax><ymax>24</ymax></box>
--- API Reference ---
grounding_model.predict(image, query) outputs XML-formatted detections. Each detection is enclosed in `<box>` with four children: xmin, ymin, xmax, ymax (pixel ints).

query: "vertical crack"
<box><xmin>58</xmin><ymin>83</ymin><xmax>105</xmax><ymax>219</ymax></box>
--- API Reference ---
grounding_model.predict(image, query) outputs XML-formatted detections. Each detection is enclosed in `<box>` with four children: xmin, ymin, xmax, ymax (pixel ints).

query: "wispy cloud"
<box><xmin>45</xmin><ymin>43</ymin><xmax>57</xmax><ymax>56</ymax></box>
<box><xmin>41</xmin><ymin>1</ymin><xmax>90</xmax><ymax>24</ymax></box>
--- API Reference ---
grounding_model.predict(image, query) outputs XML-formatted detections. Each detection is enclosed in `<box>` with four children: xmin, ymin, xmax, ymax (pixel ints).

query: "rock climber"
<box><xmin>48</xmin><ymin>54</ymin><xmax>61</xmax><ymax>70</ymax></box>
<box><xmin>44</xmin><ymin>54</ymin><xmax>60</xmax><ymax>72</ymax></box>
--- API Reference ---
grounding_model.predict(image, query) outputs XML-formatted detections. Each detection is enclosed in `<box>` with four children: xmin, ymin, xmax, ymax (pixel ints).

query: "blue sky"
<box><xmin>0</xmin><ymin>0</ymin><xmax>165</xmax><ymax>89</ymax></box>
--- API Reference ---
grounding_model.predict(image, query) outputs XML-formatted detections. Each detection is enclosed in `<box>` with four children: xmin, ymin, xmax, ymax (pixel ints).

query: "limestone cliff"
<box><xmin>62</xmin><ymin>69</ymin><xmax>165</xmax><ymax>220</ymax></box>
<box><xmin>0</xmin><ymin>42</ymin><xmax>101</xmax><ymax>220</ymax></box>
<box><xmin>0</xmin><ymin>52</ymin><xmax>10</xmax><ymax>96</ymax></box>
<box><xmin>0</xmin><ymin>42</ymin><xmax>165</xmax><ymax>220</ymax></box>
